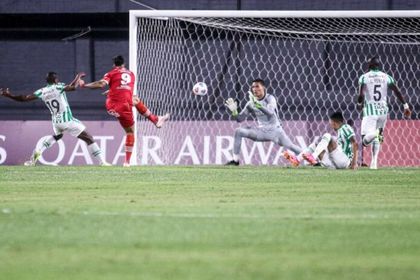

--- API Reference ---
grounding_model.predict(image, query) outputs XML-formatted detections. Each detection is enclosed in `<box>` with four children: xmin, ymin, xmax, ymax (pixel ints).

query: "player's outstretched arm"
<box><xmin>389</xmin><ymin>83</ymin><xmax>411</xmax><ymax>118</ymax></box>
<box><xmin>248</xmin><ymin>91</ymin><xmax>275</xmax><ymax>116</ymax></box>
<box><xmin>225</xmin><ymin>98</ymin><xmax>249</xmax><ymax>122</ymax></box>
<box><xmin>0</xmin><ymin>88</ymin><xmax>37</xmax><ymax>102</ymax></box>
<box><xmin>225</xmin><ymin>98</ymin><xmax>238</xmax><ymax>116</ymax></box>
<box><xmin>83</xmin><ymin>80</ymin><xmax>107</xmax><ymax>89</ymax></box>
<box><xmin>349</xmin><ymin>136</ymin><xmax>358</xmax><ymax>170</ymax></box>
<box><xmin>236</xmin><ymin>106</ymin><xmax>251</xmax><ymax>123</ymax></box>
<box><xmin>64</xmin><ymin>72</ymin><xmax>86</xmax><ymax>92</ymax></box>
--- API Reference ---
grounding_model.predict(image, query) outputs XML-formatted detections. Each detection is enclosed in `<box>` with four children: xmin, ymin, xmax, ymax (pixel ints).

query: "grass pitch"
<box><xmin>1</xmin><ymin>166</ymin><xmax>420</xmax><ymax>280</ymax></box>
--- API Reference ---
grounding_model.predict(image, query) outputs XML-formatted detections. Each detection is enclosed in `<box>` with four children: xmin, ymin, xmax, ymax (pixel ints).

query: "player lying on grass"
<box><xmin>81</xmin><ymin>55</ymin><xmax>169</xmax><ymax>167</ymax></box>
<box><xmin>0</xmin><ymin>72</ymin><xmax>109</xmax><ymax>166</ymax></box>
<box><xmin>357</xmin><ymin>57</ymin><xmax>411</xmax><ymax>169</ymax></box>
<box><xmin>299</xmin><ymin>112</ymin><xmax>358</xmax><ymax>170</ymax></box>
<box><xmin>224</xmin><ymin>78</ymin><xmax>313</xmax><ymax>166</ymax></box>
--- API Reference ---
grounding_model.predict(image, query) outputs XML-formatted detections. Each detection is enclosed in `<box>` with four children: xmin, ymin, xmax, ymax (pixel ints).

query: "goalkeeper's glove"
<box><xmin>248</xmin><ymin>91</ymin><xmax>262</xmax><ymax>109</ymax></box>
<box><xmin>225</xmin><ymin>98</ymin><xmax>238</xmax><ymax>116</ymax></box>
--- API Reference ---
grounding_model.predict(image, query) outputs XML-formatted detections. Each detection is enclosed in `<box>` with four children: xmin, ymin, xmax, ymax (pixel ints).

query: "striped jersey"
<box><xmin>337</xmin><ymin>124</ymin><xmax>355</xmax><ymax>160</ymax></box>
<box><xmin>242</xmin><ymin>93</ymin><xmax>281</xmax><ymax>128</ymax></box>
<box><xmin>358</xmin><ymin>69</ymin><xmax>395</xmax><ymax>117</ymax></box>
<box><xmin>34</xmin><ymin>83</ymin><xmax>74</xmax><ymax>124</ymax></box>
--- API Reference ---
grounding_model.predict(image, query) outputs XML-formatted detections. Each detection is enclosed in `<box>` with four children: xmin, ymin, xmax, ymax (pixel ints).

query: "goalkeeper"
<box><xmin>224</xmin><ymin>79</ymin><xmax>310</xmax><ymax>166</ymax></box>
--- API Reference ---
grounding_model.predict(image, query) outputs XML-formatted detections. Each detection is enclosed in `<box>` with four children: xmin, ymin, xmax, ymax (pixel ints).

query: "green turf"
<box><xmin>1</xmin><ymin>166</ymin><xmax>420</xmax><ymax>280</ymax></box>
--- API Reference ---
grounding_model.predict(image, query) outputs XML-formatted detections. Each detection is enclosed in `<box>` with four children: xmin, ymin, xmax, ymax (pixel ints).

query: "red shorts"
<box><xmin>106</xmin><ymin>99</ymin><xmax>134</xmax><ymax>128</ymax></box>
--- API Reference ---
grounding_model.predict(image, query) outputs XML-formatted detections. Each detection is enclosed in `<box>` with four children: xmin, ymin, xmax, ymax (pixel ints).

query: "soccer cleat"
<box><xmin>123</xmin><ymin>162</ymin><xmax>130</xmax><ymax>167</ymax></box>
<box><xmin>33</xmin><ymin>151</ymin><xmax>41</xmax><ymax>163</ymax></box>
<box><xmin>155</xmin><ymin>113</ymin><xmax>170</xmax><ymax>128</ymax></box>
<box><xmin>302</xmin><ymin>152</ymin><xmax>318</xmax><ymax>166</ymax></box>
<box><xmin>24</xmin><ymin>160</ymin><xmax>35</xmax><ymax>166</ymax></box>
<box><xmin>101</xmin><ymin>162</ymin><xmax>112</xmax><ymax>166</ymax></box>
<box><xmin>283</xmin><ymin>150</ymin><xmax>300</xmax><ymax>167</ymax></box>
<box><xmin>225</xmin><ymin>160</ymin><xmax>239</xmax><ymax>166</ymax></box>
<box><xmin>377</xmin><ymin>128</ymin><xmax>384</xmax><ymax>144</ymax></box>
<box><xmin>24</xmin><ymin>151</ymin><xmax>41</xmax><ymax>166</ymax></box>
<box><xmin>370</xmin><ymin>163</ymin><xmax>378</xmax><ymax>170</ymax></box>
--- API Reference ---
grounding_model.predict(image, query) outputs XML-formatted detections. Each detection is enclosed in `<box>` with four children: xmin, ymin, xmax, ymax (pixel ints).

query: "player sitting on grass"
<box><xmin>357</xmin><ymin>57</ymin><xmax>411</xmax><ymax>169</ymax></box>
<box><xmin>224</xmin><ymin>78</ymin><xmax>310</xmax><ymax>166</ymax></box>
<box><xmin>81</xmin><ymin>55</ymin><xmax>169</xmax><ymax>167</ymax></box>
<box><xmin>0</xmin><ymin>72</ymin><xmax>109</xmax><ymax>166</ymax></box>
<box><xmin>301</xmin><ymin>112</ymin><xmax>358</xmax><ymax>170</ymax></box>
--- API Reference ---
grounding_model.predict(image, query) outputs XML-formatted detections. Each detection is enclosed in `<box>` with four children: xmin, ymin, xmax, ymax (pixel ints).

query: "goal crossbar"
<box><xmin>129</xmin><ymin>10</ymin><xmax>420</xmax><ymax>19</ymax></box>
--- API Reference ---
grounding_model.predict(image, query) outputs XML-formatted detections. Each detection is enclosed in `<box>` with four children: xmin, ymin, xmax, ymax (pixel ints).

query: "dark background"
<box><xmin>0</xmin><ymin>0</ymin><xmax>419</xmax><ymax>121</ymax></box>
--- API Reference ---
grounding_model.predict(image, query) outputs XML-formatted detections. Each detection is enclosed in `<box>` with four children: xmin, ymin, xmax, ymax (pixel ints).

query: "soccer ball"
<box><xmin>193</xmin><ymin>82</ymin><xmax>208</xmax><ymax>96</ymax></box>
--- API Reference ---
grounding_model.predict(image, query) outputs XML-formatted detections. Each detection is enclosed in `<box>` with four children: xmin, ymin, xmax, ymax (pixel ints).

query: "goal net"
<box><xmin>130</xmin><ymin>11</ymin><xmax>420</xmax><ymax>166</ymax></box>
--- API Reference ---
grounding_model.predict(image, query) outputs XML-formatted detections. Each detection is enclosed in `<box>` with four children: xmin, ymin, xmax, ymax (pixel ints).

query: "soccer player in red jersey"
<box><xmin>82</xmin><ymin>55</ymin><xmax>169</xmax><ymax>167</ymax></box>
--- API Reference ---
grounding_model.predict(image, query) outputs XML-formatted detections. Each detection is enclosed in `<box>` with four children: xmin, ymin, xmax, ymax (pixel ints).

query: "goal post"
<box><xmin>129</xmin><ymin>10</ymin><xmax>420</xmax><ymax>166</ymax></box>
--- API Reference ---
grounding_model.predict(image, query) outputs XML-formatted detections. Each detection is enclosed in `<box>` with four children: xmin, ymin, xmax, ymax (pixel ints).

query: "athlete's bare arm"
<box><xmin>356</xmin><ymin>84</ymin><xmax>366</xmax><ymax>110</ymax></box>
<box><xmin>389</xmin><ymin>83</ymin><xmax>411</xmax><ymax>118</ymax></box>
<box><xmin>64</xmin><ymin>72</ymin><xmax>86</xmax><ymax>92</ymax></box>
<box><xmin>349</xmin><ymin>136</ymin><xmax>358</xmax><ymax>170</ymax></box>
<box><xmin>0</xmin><ymin>88</ymin><xmax>37</xmax><ymax>102</ymax></box>
<box><xmin>83</xmin><ymin>80</ymin><xmax>107</xmax><ymax>89</ymax></box>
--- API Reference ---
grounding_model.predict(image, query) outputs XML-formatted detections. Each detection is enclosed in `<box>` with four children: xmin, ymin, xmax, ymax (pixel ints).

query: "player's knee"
<box><xmin>361</xmin><ymin>135</ymin><xmax>369</xmax><ymax>147</ymax></box>
<box><xmin>235</xmin><ymin>128</ymin><xmax>247</xmax><ymax>137</ymax></box>
<box><xmin>126</xmin><ymin>133</ymin><xmax>135</xmax><ymax>146</ymax></box>
<box><xmin>78</xmin><ymin>131</ymin><xmax>94</xmax><ymax>145</ymax></box>
<box><xmin>85</xmin><ymin>138</ymin><xmax>94</xmax><ymax>145</ymax></box>
<box><xmin>362</xmin><ymin>136</ymin><xmax>378</xmax><ymax>146</ymax></box>
<box><xmin>322</xmin><ymin>133</ymin><xmax>332</xmax><ymax>142</ymax></box>
<box><xmin>124</xmin><ymin>126</ymin><xmax>134</xmax><ymax>134</ymax></box>
<box><xmin>53</xmin><ymin>134</ymin><xmax>63</xmax><ymax>141</ymax></box>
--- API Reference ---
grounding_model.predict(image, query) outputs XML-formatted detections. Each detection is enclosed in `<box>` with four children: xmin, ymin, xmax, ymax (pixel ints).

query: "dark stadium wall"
<box><xmin>0</xmin><ymin>0</ymin><xmax>419</xmax><ymax>120</ymax></box>
<box><xmin>2</xmin><ymin>0</ymin><xmax>420</xmax><ymax>13</ymax></box>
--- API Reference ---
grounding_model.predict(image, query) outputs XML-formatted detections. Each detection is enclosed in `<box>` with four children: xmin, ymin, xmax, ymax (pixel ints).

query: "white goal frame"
<box><xmin>129</xmin><ymin>9</ymin><xmax>420</xmax><ymax>75</ymax></box>
<box><xmin>128</xmin><ymin>10</ymin><xmax>420</xmax><ymax>166</ymax></box>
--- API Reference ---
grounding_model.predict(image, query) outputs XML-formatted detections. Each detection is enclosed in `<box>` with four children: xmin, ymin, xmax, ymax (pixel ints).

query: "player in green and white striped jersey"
<box><xmin>0</xmin><ymin>72</ymin><xmax>109</xmax><ymax>166</ymax></box>
<box><xmin>302</xmin><ymin>112</ymin><xmax>358</xmax><ymax>170</ymax></box>
<box><xmin>357</xmin><ymin>57</ymin><xmax>411</xmax><ymax>169</ymax></box>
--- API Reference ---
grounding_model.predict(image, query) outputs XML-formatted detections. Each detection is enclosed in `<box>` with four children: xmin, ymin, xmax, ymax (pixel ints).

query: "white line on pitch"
<box><xmin>80</xmin><ymin>211</ymin><xmax>398</xmax><ymax>220</ymax></box>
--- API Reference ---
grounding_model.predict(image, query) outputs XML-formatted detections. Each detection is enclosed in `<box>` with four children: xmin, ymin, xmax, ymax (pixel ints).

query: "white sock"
<box><xmin>298</xmin><ymin>143</ymin><xmax>316</xmax><ymax>161</ymax></box>
<box><xmin>297</xmin><ymin>142</ymin><xmax>316</xmax><ymax>162</ymax></box>
<box><xmin>371</xmin><ymin>139</ymin><xmax>381</xmax><ymax>167</ymax></box>
<box><xmin>88</xmin><ymin>143</ymin><xmax>105</xmax><ymax>164</ymax></box>
<box><xmin>38</xmin><ymin>136</ymin><xmax>55</xmax><ymax>153</ymax></box>
<box><xmin>297</xmin><ymin>152</ymin><xmax>303</xmax><ymax>162</ymax></box>
<box><xmin>233</xmin><ymin>153</ymin><xmax>239</xmax><ymax>162</ymax></box>
<box><xmin>313</xmin><ymin>133</ymin><xmax>331</xmax><ymax>159</ymax></box>
<box><xmin>363</xmin><ymin>133</ymin><xmax>377</xmax><ymax>146</ymax></box>
<box><xmin>307</xmin><ymin>143</ymin><xmax>316</xmax><ymax>153</ymax></box>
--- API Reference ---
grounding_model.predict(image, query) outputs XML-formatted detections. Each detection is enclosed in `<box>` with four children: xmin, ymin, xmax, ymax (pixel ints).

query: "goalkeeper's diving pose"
<box><xmin>224</xmin><ymin>79</ymin><xmax>316</xmax><ymax>166</ymax></box>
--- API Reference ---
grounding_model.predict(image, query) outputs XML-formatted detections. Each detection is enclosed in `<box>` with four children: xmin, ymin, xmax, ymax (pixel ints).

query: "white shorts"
<box><xmin>53</xmin><ymin>119</ymin><xmax>86</xmax><ymax>137</ymax></box>
<box><xmin>321</xmin><ymin>147</ymin><xmax>350</xmax><ymax>169</ymax></box>
<box><xmin>361</xmin><ymin>115</ymin><xmax>387</xmax><ymax>136</ymax></box>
